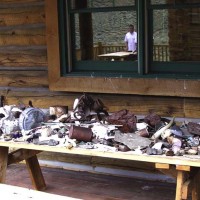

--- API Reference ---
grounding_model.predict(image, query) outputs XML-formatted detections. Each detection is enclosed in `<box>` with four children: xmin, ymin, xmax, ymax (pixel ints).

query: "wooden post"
<box><xmin>25</xmin><ymin>155</ymin><xmax>46</xmax><ymax>191</ymax></box>
<box><xmin>176</xmin><ymin>171</ymin><xmax>185</xmax><ymax>200</ymax></box>
<box><xmin>175</xmin><ymin>166</ymin><xmax>191</xmax><ymax>200</ymax></box>
<box><xmin>192</xmin><ymin>169</ymin><xmax>200</xmax><ymax>200</ymax></box>
<box><xmin>98</xmin><ymin>42</ymin><xmax>103</xmax><ymax>54</ymax></box>
<box><xmin>0</xmin><ymin>146</ymin><xmax>8</xmax><ymax>183</ymax></box>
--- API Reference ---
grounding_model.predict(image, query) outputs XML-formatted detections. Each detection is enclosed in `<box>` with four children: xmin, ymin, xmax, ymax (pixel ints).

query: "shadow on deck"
<box><xmin>5</xmin><ymin>163</ymin><xmax>177</xmax><ymax>200</ymax></box>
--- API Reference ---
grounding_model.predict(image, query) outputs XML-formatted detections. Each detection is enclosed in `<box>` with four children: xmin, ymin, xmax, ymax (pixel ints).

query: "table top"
<box><xmin>1</xmin><ymin>140</ymin><xmax>200</xmax><ymax>167</ymax></box>
<box><xmin>98</xmin><ymin>51</ymin><xmax>137</xmax><ymax>58</ymax></box>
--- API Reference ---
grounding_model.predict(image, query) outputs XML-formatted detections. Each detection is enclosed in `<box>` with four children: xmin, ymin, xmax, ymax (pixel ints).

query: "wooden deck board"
<box><xmin>5</xmin><ymin>163</ymin><xmax>179</xmax><ymax>200</ymax></box>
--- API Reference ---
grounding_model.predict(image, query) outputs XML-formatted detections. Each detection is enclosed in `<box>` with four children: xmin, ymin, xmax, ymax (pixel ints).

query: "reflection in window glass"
<box><xmin>73</xmin><ymin>11</ymin><xmax>137</xmax><ymax>61</ymax></box>
<box><xmin>71</xmin><ymin>0</ymin><xmax>135</xmax><ymax>9</ymax></box>
<box><xmin>151</xmin><ymin>0</ymin><xmax>200</xmax><ymax>5</ymax></box>
<box><xmin>151</xmin><ymin>0</ymin><xmax>167</xmax><ymax>4</ymax></box>
<box><xmin>153</xmin><ymin>9</ymin><xmax>169</xmax><ymax>61</ymax></box>
<box><xmin>153</xmin><ymin>7</ymin><xmax>200</xmax><ymax>62</ymax></box>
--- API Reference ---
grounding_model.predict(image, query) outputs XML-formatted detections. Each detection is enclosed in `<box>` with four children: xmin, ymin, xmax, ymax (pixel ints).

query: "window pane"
<box><xmin>152</xmin><ymin>8</ymin><xmax>200</xmax><ymax>62</ymax></box>
<box><xmin>73</xmin><ymin>10</ymin><xmax>137</xmax><ymax>62</ymax></box>
<box><xmin>70</xmin><ymin>0</ymin><xmax>135</xmax><ymax>9</ymax></box>
<box><xmin>151</xmin><ymin>0</ymin><xmax>167</xmax><ymax>4</ymax></box>
<box><xmin>151</xmin><ymin>0</ymin><xmax>200</xmax><ymax>5</ymax></box>
<box><xmin>153</xmin><ymin>9</ymin><xmax>169</xmax><ymax>61</ymax></box>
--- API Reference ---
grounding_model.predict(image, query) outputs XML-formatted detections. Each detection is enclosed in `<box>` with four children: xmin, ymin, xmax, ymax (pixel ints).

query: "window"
<box><xmin>46</xmin><ymin>0</ymin><xmax>200</xmax><ymax>96</ymax></box>
<box><xmin>59</xmin><ymin>0</ymin><xmax>138</xmax><ymax>76</ymax></box>
<box><xmin>148</xmin><ymin>0</ymin><xmax>200</xmax><ymax>74</ymax></box>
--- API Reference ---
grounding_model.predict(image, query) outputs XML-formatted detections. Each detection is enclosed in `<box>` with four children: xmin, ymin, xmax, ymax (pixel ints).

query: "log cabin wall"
<box><xmin>0</xmin><ymin>0</ymin><xmax>200</xmax><ymax>173</ymax></box>
<box><xmin>0</xmin><ymin>0</ymin><xmax>199</xmax><ymax>118</ymax></box>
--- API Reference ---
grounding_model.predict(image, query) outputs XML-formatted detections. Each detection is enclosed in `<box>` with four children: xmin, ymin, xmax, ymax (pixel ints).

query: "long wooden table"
<box><xmin>0</xmin><ymin>141</ymin><xmax>200</xmax><ymax>200</ymax></box>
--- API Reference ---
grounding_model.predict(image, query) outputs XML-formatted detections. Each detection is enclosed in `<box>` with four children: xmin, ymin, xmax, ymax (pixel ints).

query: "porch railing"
<box><xmin>77</xmin><ymin>43</ymin><xmax>170</xmax><ymax>61</ymax></box>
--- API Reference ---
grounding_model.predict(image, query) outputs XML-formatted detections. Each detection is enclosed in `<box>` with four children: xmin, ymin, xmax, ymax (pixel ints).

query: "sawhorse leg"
<box><xmin>0</xmin><ymin>146</ymin><xmax>8</xmax><ymax>183</ymax></box>
<box><xmin>175</xmin><ymin>166</ymin><xmax>200</xmax><ymax>200</ymax></box>
<box><xmin>25</xmin><ymin>155</ymin><xmax>46</xmax><ymax>191</ymax></box>
<box><xmin>192</xmin><ymin>169</ymin><xmax>200</xmax><ymax>200</ymax></box>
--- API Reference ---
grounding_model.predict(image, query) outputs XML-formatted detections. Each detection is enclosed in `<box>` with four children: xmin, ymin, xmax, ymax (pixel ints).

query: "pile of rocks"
<box><xmin>0</xmin><ymin>94</ymin><xmax>200</xmax><ymax>156</ymax></box>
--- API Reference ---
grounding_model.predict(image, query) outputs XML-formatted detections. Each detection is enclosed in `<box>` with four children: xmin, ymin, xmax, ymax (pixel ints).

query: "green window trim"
<box><xmin>57</xmin><ymin>0</ymin><xmax>200</xmax><ymax>79</ymax></box>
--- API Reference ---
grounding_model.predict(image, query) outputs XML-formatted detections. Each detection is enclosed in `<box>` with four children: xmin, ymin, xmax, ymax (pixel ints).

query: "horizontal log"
<box><xmin>2</xmin><ymin>95</ymin><xmax>75</xmax><ymax>109</ymax></box>
<box><xmin>185</xmin><ymin>98</ymin><xmax>200</xmax><ymax>118</ymax></box>
<box><xmin>0</xmin><ymin>49</ymin><xmax>47</xmax><ymax>67</ymax></box>
<box><xmin>101</xmin><ymin>95</ymin><xmax>184</xmax><ymax>117</ymax></box>
<box><xmin>0</xmin><ymin>71</ymin><xmax>48</xmax><ymax>88</ymax></box>
<box><xmin>0</xmin><ymin>90</ymin><xmax>198</xmax><ymax>118</ymax></box>
<box><xmin>0</xmin><ymin>6</ymin><xmax>45</xmax><ymax>26</ymax></box>
<box><xmin>0</xmin><ymin>28</ymin><xmax>45</xmax><ymax>46</ymax></box>
<box><xmin>0</xmin><ymin>0</ymin><xmax>44</xmax><ymax>4</ymax></box>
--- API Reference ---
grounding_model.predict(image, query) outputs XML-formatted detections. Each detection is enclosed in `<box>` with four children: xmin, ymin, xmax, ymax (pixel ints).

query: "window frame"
<box><xmin>45</xmin><ymin>0</ymin><xmax>200</xmax><ymax>97</ymax></box>
<box><xmin>61</xmin><ymin>1</ymin><xmax>139</xmax><ymax>76</ymax></box>
<box><xmin>148</xmin><ymin>1</ymin><xmax>200</xmax><ymax>74</ymax></box>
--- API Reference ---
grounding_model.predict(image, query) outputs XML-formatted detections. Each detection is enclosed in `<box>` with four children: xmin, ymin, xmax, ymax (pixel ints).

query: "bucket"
<box><xmin>69</xmin><ymin>126</ymin><xmax>93</xmax><ymax>142</ymax></box>
<box><xmin>19</xmin><ymin>107</ymin><xmax>45</xmax><ymax>130</ymax></box>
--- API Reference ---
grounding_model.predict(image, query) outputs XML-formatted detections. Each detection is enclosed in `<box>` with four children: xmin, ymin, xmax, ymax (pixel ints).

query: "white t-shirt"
<box><xmin>124</xmin><ymin>31</ymin><xmax>137</xmax><ymax>51</ymax></box>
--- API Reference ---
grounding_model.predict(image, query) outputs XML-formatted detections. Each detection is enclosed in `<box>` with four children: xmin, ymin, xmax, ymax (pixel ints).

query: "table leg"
<box><xmin>0</xmin><ymin>146</ymin><xmax>8</xmax><ymax>183</ymax></box>
<box><xmin>175</xmin><ymin>170</ymin><xmax>188</xmax><ymax>200</ymax></box>
<box><xmin>25</xmin><ymin>155</ymin><xmax>46</xmax><ymax>191</ymax></box>
<box><xmin>192</xmin><ymin>169</ymin><xmax>200</xmax><ymax>200</ymax></box>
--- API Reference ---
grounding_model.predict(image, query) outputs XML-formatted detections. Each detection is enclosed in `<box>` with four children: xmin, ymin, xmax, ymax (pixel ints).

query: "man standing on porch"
<box><xmin>124</xmin><ymin>24</ymin><xmax>137</xmax><ymax>52</ymax></box>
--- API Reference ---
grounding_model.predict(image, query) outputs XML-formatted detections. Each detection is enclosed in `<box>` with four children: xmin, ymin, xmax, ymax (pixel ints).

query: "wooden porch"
<box><xmin>6</xmin><ymin>163</ymin><xmax>177</xmax><ymax>200</ymax></box>
<box><xmin>76</xmin><ymin>43</ymin><xmax>169</xmax><ymax>61</ymax></box>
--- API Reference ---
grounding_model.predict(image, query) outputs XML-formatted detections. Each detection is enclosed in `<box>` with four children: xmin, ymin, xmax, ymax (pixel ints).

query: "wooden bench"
<box><xmin>0</xmin><ymin>141</ymin><xmax>200</xmax><ymax>200</ymax></box>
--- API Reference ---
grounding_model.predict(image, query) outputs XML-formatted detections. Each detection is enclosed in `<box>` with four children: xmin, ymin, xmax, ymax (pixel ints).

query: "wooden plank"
<box><xmin>0</xmin><ymin>146</ymin><xmax>8</xmax><ymax>183</ymax></box>
<box><xmin>1</xmin><ymin>141</ymin><xmax>200</xmax><ymax>167</ymax></box>
<box><xmin>192</xmin><ymin>169</ymin><xmax>200</xmax><ymax>200</ymax></box>
<box><xmin>0</xmin><ymin>91</ymin><xmax>199</xmax><ymax>118</ymax></box>
<box><xmin>185</xmin><ymin>98</ymin><xmax>200</xmax><ymax>118</ymax></box>
<box><xmin>176</xmin><ymin>165</ymin><xmax>190</xmax><ymax>172</ymax></box>
<box><xmin>0</xmin><ymin>184</ymin><xmax>71</xmax><ymax>200</ymax></box>
<box><xmin>101</xmin><ymin>94</ymin><xmax>184</xmax><ymax>116</ymax></box>
<box><xmin>0</xmin><ymin>91</ymin><xmax>184</xmax><ymax>114</ymax></box>
<box><xmin>25</xmin><ymin>155</ymin><xmax>46</xmax><ymax>191</ymax></box>
<box><xmin>1</xmin><ymin>94</ymin><xmax>74</xmax><ymax>109</ymax></box>
<box><xmin>45</xmin><ymin>0</ymin><xmax>61</xmax><ymax>84</ymax></box>
<box><xmin>0</xmin><ymin>0</ymin><xmax>43</xmax><ymax>3</ymax></box>
<box><xmin>0</xmin><ymin>71</ymin><xmax>48</xmax><ymax>88</ymax></box>
<box><xmin>0</xmin><ymin>49</ymin><xmax>47</xmax><ymax>67</ymax></box>
<box><xmin>176</xmin><ymin>171</ymin><xmax>185</xmax><ymax>200</ymax></box>
<box><xmin>0</xmin><ymin>28</ymin><xmax>46</xmax><ymax>46</ymax></box>
<box><xmin>8</xmin><ymin>149</ymin><xmax>42</xmax><ymax>165</ymax></box>
<box><xmin>0</xmin><ymin>6</ymin><xmax>45</xmax><ymax>26</ymax></box>
<box><xmin>155</xmin><ymin>163</ymin><xmax>169</xmax><ymax>169</ymax></box>
<box><xmin>182</xmin><ymin>180</ymin><xmax>191</xmax><ymax>200</ymax></box>
<box><xmin>50</xmin><ymin>75</ymin><xmax>200</xmax><ymax>98</ymax></box>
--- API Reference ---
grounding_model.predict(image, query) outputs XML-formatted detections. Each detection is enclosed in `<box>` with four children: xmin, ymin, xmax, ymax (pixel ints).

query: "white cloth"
<box><xmin>124</xmin><ymin>31</ymin><xmax>137</xmax><ymax>51</ymax></box>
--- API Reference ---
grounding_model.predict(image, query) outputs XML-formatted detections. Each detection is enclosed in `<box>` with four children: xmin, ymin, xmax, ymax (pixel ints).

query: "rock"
<box><xmin>187</xmin><ymin>122</ymin><xmax>200</xmax><ymax>135</ymax></box>
<box><xmin>114</xmin><ymin>131</ymin><xmax>151</xmax><ymax>150</ymax></box>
